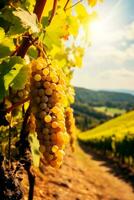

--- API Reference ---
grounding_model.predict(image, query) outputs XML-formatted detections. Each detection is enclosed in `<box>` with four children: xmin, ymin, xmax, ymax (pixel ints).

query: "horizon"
<box><xmin>74</xmin><ymin>85</ymin><xmax>134</xmax><ymax>95</ymax></box>
<box><xmin>74</xmin><ymin>85</ymin><xmax>134</xmax><ymax>91</ymax></box>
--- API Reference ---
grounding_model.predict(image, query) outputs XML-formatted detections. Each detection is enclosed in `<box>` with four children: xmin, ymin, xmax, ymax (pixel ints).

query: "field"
<box><xmin>93</xmin><ymin>106</ymin><xmax>125</xmax><ymax>117</ymax></box>
<box><xmin>78</xmin><ymin>110</ymin><xmax>134</xmax><ymax>141</ymax></box>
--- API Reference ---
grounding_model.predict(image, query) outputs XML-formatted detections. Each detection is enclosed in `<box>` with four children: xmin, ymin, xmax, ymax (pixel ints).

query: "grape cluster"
<box><xmin>65</xmin><ymin>107</ymin><xmax>76</xmax><ymax>152</ymax></box>
<box><xmin>9</xmin><ymin>84</ymin><xmax>30</xmax><ymax>115</ymax></box>
<box><xmin>30</xmin><ymin>57</ymin><xmax>69</xmax><ymax>168</ymax></box>
<box><xmin>9</xmin><ymin>84</ymin><xmax>29</xmax><ymax>103</ymax></box>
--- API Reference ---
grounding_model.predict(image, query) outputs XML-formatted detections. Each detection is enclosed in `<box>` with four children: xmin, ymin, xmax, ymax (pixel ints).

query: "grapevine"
<box><xmin>0</xmin><ymin>0</ymin><xmax>101</xmax><ymax>199</ymax></box>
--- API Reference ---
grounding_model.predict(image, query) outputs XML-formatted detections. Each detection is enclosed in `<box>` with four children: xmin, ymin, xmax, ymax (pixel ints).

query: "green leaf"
<box><xmin>13</xmin><ymin>8</ymin><xmax>39</xmax><ymax>33</ymax></box>
<box><xmin>42</xmin><ymin>11</ymin><xmax>67</xmax><ymax>49</ymax></box>
<box><xmin>22</xmin><ymin>0</ymin><xmax>36</xmax><ymax>12</ymax></box>
<box><xmin>27</xmin><ymin>46</ymin><xmax>38</xmax><ymax>59</ymax></box>
<box><xmin>43</xmin><ymin>27</ymin><xmax>61</xmax><ymax>49</ymax></box>
<box><xmin>29</xmin><ymin>133</ymin><xmax>40</xmax><ymax>167</ymax></box>
<box><xmin>41</xmin><ymin>16</ymin><xmax>49</xmax><ymax>28</ymax></box>
<box><xmin>0</xmin><ymin>56</ymin><xmax>25</xmax><ymax>101</ymax></box>
<box><xmin>0</xmin><ymin>27</ymin><xmax>5</xmax><ymax>43</ymax></box>
<box><xmin>66</xmin><ymin>16</ymin><xmax>79</xmax><ymax>36</ymax></box>
<box><xmin>0</xmin><ymin>37</ymin><xmax>15</xmax><ymax>59</ymax></box>
<box><xmin>11</xmin><ymin>65</ymin><xmax>30</xmax><ymax>90</ymax></box>
<box><xmin>75</xmin><ymin>4</ymin><xmax>89</xmax><ymax>23</ymax></box>
<box><xmin>0</xmin><ymin>7</ymin><xmax>26</xmax><ymax>37</ymax></box>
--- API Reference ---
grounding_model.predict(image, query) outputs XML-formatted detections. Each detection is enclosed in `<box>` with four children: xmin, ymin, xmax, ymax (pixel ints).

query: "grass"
<box><xmin>78</xmin><ymin>110</ymin><xmax>134</xmax><ymax>141</ymax></box>
<box><xmin>94</xmin><ymin>106</ymin><xmax>125</xmax><ymax>117</ymax></box>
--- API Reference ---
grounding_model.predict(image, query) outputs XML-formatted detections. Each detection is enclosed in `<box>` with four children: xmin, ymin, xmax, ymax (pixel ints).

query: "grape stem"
<box><xmin>6</xmin><ymin>97</ymin><xmax>30</xmax><ymax>113</ymax></box>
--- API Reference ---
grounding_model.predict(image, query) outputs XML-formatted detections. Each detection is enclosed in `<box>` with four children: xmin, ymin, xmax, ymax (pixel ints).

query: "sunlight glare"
<box><xmin>89</xmin><ymin>19</ymin><xmax>110</xmax><ymax>43</ymax></box>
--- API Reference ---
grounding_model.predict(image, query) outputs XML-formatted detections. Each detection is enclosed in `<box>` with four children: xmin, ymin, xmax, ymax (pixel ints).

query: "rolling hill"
<box><xmin>78</xmin><ymin>110</ymin><xmax>134</xmax><ymax>141</ymax></box>
<box><xmin>73</xmin><ymin>87</ymin><xmax>134</xmax><ymax>131</ymax></box>
<box><xmin>75</xmin><ymin>87</ymin><xmax>134</xmax><ymax>110</ymax></box>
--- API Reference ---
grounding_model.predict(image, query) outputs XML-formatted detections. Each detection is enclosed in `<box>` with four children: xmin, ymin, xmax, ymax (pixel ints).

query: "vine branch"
<box><xmin>64</xmin><ymin>0</ymin><xmax>70</xmax><ymax>11</ymax></box>
<box><xmin>34</xmin><ymin>0</ymin><xmax>47</xmax><ymax>22</ymax></box>
<box><xmin>16</xmin><ymin>0</ymin><xmax>47</xmax><ymax>58</ymax></box>
<box><xmin>48</xmin><ymin>0</ymin><xmax>58</xmax><ymax>25</ymax></box>
<box><xmin>65</xmin><ymin>0</ymin><xmax>83</xmax><ymax>11</ymax></box>
<box><xmin>6</xmin><ymin>97</ymin><xmax>30</xmax><ymax>113</ymax></box>
<box><xmin>20</xmin><ymin>104</ymin><xmax>31</xmax><ymax>143</ymax></box>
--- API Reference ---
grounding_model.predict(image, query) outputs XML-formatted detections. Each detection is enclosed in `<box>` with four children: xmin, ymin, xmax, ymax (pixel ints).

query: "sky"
<box><xmin>72</xmin><ymin>0</ymin><xmax>134</xmax><ymax>91</ymax></box>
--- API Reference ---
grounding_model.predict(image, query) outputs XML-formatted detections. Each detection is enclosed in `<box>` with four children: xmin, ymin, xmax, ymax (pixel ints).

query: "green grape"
<box><xmin>34</xmin><ymin>74</ymin><xmax>42</xmax><ymax>81</ymax></box>
<box><xmin>40</xmin><ymin>103</ymin><xmax>47</xmax><ymax>110</ymax></box>
<box><xmin>44</xmin><ymin>115</ymin><xmax>52</xmax><ymax>123</ymax></box>
<box><xmin>9</xmin><ymin>82</ymin><xmax>30</xmax><ymax>116</ymax></box>
<box><xmin>30</xmin><ymin>57</ymin><xmax>70</xmax><ymax>168</ymax></box>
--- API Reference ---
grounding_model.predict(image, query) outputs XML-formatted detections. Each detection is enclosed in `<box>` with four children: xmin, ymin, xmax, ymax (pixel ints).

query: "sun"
<box><xmin>89</xmin><ymin>19</ymin><xmax>109</xmax><ymax>43</ymax></box>
<box><xmin>88</xmin><ymin>0</ymin><xmax>121</xmax><ymax>45</ymax></box>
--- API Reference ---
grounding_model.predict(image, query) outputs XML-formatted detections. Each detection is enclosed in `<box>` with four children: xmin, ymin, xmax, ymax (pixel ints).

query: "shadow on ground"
<box><xmin>78</xmin><ymin>140</ymin><xmax>134</xmax><ymax>190</ymax></box>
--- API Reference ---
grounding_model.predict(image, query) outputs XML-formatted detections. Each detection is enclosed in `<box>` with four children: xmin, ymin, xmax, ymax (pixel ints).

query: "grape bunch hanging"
<box><xmin>30</xmin><ymin>57</ymin><xmax>74</xmax><ymax>168</ymax></box>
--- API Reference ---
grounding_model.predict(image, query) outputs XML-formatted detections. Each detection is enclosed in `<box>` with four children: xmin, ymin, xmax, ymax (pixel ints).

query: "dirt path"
<box><xmin>23</xmin><ymin>144</ymin><xmax>134</xmax><ymax>200</ymax></box>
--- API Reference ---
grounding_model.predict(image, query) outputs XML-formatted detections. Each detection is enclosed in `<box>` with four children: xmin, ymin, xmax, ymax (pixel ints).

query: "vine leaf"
<box><xmin>88</xmin><ymin>0</ymin><xmax>97</xmax><ymax>7</ymax></box>
<box><xmin>0</xmin><ymin>56</ymin><xmax>26</xmax><ymax>101</ymax></box>
<box><xmin>11</xmin><ymin>65</ymin><xmax>30</xmax><ymax>90</ymax></box>
<box><xmin>27</xmin><ymin>46</ymin><xmax>38</xmax><ymax>59</ymax></box>
<box><xmin>66</xmin><ymin>16</ymin><xmax>79</xmax><ymax>36</ymax></box>
<box><xmin>13</xmin><ymin>8</ymin><xmax>39</xmax><ymax>33</ymax></box>
<box><xmin>0</xmin><ymin>37</ymin><xmax>15</xmax><ymax>59</ymax></box>
<box><xmin>0</xmin><ymin>27</ymin><xmax>5</xmax><ymax>43</ymax></box>
<box><xmin>42</xmin><ymin>10</ymin><xmax>67</xmax><ymax>49</ymax></box>
<box><xmin>88</xmin><ymin>0</ymin><xmax>103</xmax><ymax>7</ymax></box>
<box><xmin>75</xmin><ymin>4</ymin><xmax>89</xmax><ymax>23</ymax></box>
<box><xmin>0</xmin><ymin>7</ymin><xmax>26</xmax><ymax>37</ymax></box>
<box><xmin>29</xmin><ymin>133</ymin><xmax>40</xmax><ymax>167</ymax></box>
<box><xmin>23</xmin><ymin>0</ymin><xmax>36</xmax><ymax>12</ymax></box>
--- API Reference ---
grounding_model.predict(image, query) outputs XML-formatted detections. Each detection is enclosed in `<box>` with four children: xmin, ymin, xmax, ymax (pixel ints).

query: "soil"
<box><xmin>23</xmin><ymin>144</ymin><xmax>134</xmax><ymax>200</ymax></box>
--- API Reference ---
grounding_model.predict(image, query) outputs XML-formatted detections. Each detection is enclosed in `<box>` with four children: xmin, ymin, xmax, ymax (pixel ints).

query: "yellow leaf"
<box><xmin>88</xmin><ymin>0</ymin><xmax>103</xmax><ymax>7</ymax></box>
<box><xmin>88</xmin><ymin>0</ymin><xmax>97</xmax><ymax>7</ymax></box>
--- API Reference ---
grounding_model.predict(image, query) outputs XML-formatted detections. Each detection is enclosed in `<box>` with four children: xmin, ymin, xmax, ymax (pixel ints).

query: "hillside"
<box><xmin>72</xmin><ymin>102</ymin><xmax>112</xmax><ymax>131</ymax></box>
<box><xmin>73</xmin><ymin>87</ymin><xmax>134</xmax><ymax>131</ymax></box>
<box><xmin>75</xmin><ymin>87</ymin><xmax>134</xmax><ymax>110</ymax></box>
<box><xmin>78</xmin><ymin>110</ymin><xmax>134</xmax><ymax>141</ymax></box>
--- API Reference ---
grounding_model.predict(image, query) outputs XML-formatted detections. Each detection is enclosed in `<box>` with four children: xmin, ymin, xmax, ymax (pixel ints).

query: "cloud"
<box><xmin>73</xmin><ymin>66</ymin><xmax>134</xmax><ymax>90</ymax></box>
<box><xmin>73</xmin><ymin>19</ymin><xmax>134</xmax><ymax>90</ymax></box>
<box><xmin>89</xmin><ymin>43</ymin><xmax>134</xmax><ymax>63</ymax></box>
<box><xmin>100</xmin><ymin>67</ymin><xmax>134</xmax><ymax>79</ymax></box>
<box><xmin>115</xmin><ymin>21</ymin><xmax>134</xmax><ymax>41</ymax></box>
<box><xmin>87</xmin><ymin>20</ymin><xmax>134</xmax><ymax>64</ymax></box>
